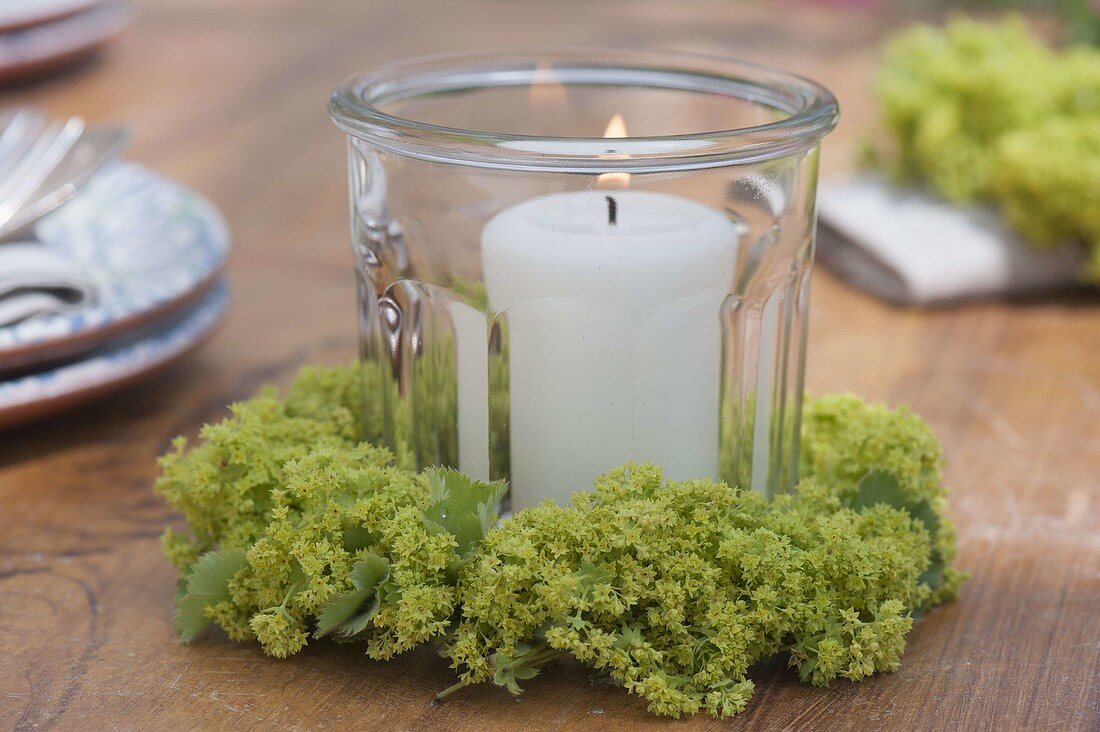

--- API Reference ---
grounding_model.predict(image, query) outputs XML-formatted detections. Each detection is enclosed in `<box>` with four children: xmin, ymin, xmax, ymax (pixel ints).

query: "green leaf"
<box><xmin>422</xmin><ymin>468</ymin><xmax>507</xmax><ymax>557</ymax></box>
<box><xmin>342</xmin><ymin>526</ymin><xmax>377</xmax><ymax>551</ymax></box>
<box><xmin>918</xmin><ymin>547</ymin><xmax>948</xmax><ymax>604</ymax></box>
<box><xmin>512</xmin><ymin>665</ymin><xmax>540</xmax><ymax>680</ymax></box>
<box><xmin>175</xmin><ymin>549</ymin><xmax>247</xmax><ymax>642</ymax></box>
<box><xmin>315</xmin><ymin>587</ymin><xmax>371</xmax><ymax>637</ymax></box>
<box><xmin>907</xmin><ymin>500</ymin><xmax>941</xmax><ymax>543</ymax></box>
<box><xmin>848</xmin><ymin>471</ymin><xmax>906</xmax><ymax>511</ymax></box>
<box><xmin>351</xmin><ymin>553</ymin><xmax>390</xmax><ymax>591</ymax></box>
<box><xmin>849</xmin><ymin>471</ymin><xmax>940</xmax><ymax>539</ymax></box>
<box><xmin>174</xmin><ymin>577</ymin><xmax>187</xmax><ymax>604</ymax></box>
<box><xmin>425</xmin><ymin>468</ymin><xmax>507</xmax><ymax>518</ymax></box>
<box><xmin>425</xmin><ymin>510</ymin><xmax>484</xmax><ymax>555</ymax></box>
<box><xmin>489</xmin><ymin>645</ymin><xmax>552</xmax><ymax>695</ymax></box>
<box><xmin>849</xmin><ymin>471</ymin><xmax>946</xmax><ymax>598</ymax></box>
<box><xmin>314</xmin><ymin>554</ymin><xmax>390</xmax><ymax>639</ymax></box>
<box><xmin>492</xmin><ymin>654</ymin><xmax>525</xmax><ymax>695</ymax></box>
<box><xmin>334</xmin><ymin>596</ymin><xmax>381</xmax><ymax>639</ymax></box>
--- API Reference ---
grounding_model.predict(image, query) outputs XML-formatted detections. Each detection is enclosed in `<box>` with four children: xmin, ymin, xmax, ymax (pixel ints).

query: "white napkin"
<box><xmin>0</xmin><ymin>242</ymin><xmax>97</xmax><ymax>325</ymax></box>
<box><xmin>816</xmin><ymin>176</ymin><xmax>1086</xmax><ymax>305</ymax></box>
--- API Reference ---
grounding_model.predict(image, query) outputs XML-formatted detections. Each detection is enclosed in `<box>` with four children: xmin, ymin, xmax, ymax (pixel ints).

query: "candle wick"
<box><xmin>605</xmin><ymin>195</ymin><xmax>618</xmax><ymax>226</ymax></box>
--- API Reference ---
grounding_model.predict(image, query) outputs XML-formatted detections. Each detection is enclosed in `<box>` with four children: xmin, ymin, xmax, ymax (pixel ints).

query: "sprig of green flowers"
<box><xmin>156</xmin><ymin>365</ymin><xmax>965</xmax><ymax>718</ymax></box>
<box><xmin>871</xmin><ymin>17</ymin><xmax>1100</xmax><ymax>278</ymax></box>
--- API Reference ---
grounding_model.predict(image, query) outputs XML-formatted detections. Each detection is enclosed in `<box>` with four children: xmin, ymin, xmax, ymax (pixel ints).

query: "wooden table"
<box><xmin>2</xmin><ymin>1</ymin><xmax>1097</xmax><ymax>729</ymax></box>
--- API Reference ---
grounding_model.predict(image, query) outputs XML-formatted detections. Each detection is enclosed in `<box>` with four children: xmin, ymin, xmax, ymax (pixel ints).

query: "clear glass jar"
<box><xmin>330</xmin><ymin>50</ymin><xmax>838</xmax><ymax>510</ymax></box>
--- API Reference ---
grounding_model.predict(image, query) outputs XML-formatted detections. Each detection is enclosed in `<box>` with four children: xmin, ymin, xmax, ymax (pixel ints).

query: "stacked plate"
<box><xmin>0</xmin><ymin>163</ymin><xmax>230</xmax><ymax>430</ymax></box>
<box><xmin>0</xmin><ymin>0</ymin><xmax>131</xmax><ymax>85</ymax></box>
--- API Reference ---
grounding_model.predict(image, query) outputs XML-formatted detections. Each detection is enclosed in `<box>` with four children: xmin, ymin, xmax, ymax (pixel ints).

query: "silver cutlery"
<box><xmin>0</xmin><ymin>123</ymin><xmax>130</xmax><ymax>238</ymax></box>
<box><xmin>0</xmin><ymin>116</ymin><xmax>85</xmax><ymax>232</ymax></box>
<box><xmin>0</xmin><ymin>109</ymin><xmax>130</xmax><ymax>240</ymax></box>
<box><xmin>0</xmin><ymin>109</ymin><xmax>47</xmax><ymax>183</ymax></box>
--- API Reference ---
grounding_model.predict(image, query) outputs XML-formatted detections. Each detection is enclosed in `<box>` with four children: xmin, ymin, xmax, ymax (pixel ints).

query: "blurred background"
<box><xmin>0</xmin><ymin>0</ymin><xmax>1096</xmax><ymax>431</ymax></box>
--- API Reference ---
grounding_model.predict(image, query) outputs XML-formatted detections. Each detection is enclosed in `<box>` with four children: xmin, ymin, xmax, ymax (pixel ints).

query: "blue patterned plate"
<box><xmin>0</xmin><ymin>162</ymin><xmax>229</xmax><ymax>370</ymax></box>
<box><xmin>0</xmin><ymin>281</ymin><xmax>228</xmax><ymax>429</ymax></box>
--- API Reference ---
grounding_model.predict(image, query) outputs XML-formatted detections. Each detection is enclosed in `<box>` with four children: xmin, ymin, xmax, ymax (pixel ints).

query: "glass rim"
<box><xmin>329</xmin><ymin>48</ymin><xmax>840</xmax><ymax>172</ymax></box>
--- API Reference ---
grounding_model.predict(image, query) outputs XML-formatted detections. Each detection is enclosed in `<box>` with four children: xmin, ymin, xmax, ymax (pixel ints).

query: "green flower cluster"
<box><xmin>801</xmin><ymin>393</ymin><xmax>964</xmax><ymax>605</ymax></box>
<box><xmin>874</xmin><ymin>17</ymin><xmax>1100</xmax><ymax>276</ymax></box>
<box><xmin>157</xmin><ymin>366</ymin><xmax>506</xmax><ymax>659</ymax></box>
<box><xmin>446</xmin><ymin>462</ymin><xmax>960</xmax><ymax>717</ymax></box>
<box><xmin>156</xmin><ymin>365</ymin><xmax>964</xmax><ymax>718</ymax></box>
<box><xmin>157</xmin><ymin>365</ymin><xmax>370</xmax><ymax>572</ymax></box>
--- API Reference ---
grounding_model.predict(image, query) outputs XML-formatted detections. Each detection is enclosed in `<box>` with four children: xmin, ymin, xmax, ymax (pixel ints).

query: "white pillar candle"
<box><xmin>481</xmin><ymin>190</ymin><xmax>738</xmax><ymax>509</ymax></box>
<box><xmin>449</xmin><ymin>299</ymin><xmax>491</xmax><ymax>481</ymax></box>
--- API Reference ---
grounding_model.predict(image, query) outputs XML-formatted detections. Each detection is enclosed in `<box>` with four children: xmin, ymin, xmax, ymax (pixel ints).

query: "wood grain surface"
<box><xmin>1</xmin><ymin>1</ymin><xmax>1097</xmax><ymax>729</ymax></box>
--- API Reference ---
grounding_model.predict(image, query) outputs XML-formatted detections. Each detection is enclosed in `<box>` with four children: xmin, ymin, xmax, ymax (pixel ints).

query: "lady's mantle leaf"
<box><xmin>175</xmin><ymin>550</ymin><xmax>247</xmax><ymax>642</ymax></box>
<box><xmin>848</xmin><ymin>470</ymin><xmax>945</xmax><ymax>596</ymax></box>
<box><xmin>315</xmin><ymin>554</ymin><xmax>390</xmax><ymax>639</ymax></box>
<box><xmin>422</xmin><ymin>468</ymin><xmax>507</xmax><ymax>557</ymax></box>
<box><xmin>491</xmin><ymin>648</ymin><xmax>544</xmax><ymax>695</ymax></box>
<box><xmin>849</xmin><ymin>471</ymin><xmax>940</xmax><ymax>538</ymax></box>
<box><xmin>314</xmin><ymin>588</ymin><xmax>370</xmax><ymax>637</ymax></box>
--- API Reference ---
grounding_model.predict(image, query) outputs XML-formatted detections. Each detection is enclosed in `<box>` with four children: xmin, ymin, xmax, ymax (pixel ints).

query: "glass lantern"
<box><xmin>330</xmin><ymin>50</ymin><xmax>839</xmax><ymax>510</ymax></box>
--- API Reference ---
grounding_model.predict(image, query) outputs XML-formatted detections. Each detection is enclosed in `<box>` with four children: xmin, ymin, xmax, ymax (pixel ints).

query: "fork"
<box><xmin>0</xmin><ymin>108</ymin><xmax>44</xmax><ymax>173</ymax></box>
<box><xmin>0</xmin><ymin>112</ymin><xmax>85</xmax><ymax>233</ymax></box>
<box><xmin>0</xmin><ymin>124</ymin><xmax>129</xmax><ymax>239</ymax></box>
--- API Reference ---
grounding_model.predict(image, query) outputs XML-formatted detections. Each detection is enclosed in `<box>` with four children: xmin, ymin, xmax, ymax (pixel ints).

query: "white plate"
<box><xmin>0</xmin><ymin>161</ymin><xmax>229</xmax><ymax>371</ymax></box>
<box><xmin>0</xmin><ymin>281</ymin><xmax>228</xmax><ymax>430</ymax></box>
<box><xmin>0</xmin><ymin>1</ymin><xmax>131</xmax><ymax>84</ymax></box>
<box><xmin>0</xmin><ymin>0</ymin><xmax>101</xmax><ymax>32</ymax></box>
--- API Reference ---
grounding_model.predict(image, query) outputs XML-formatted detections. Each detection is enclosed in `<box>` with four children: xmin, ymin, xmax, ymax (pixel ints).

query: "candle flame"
<box><xmin>597</xmin><ymin>114</ymin><xmax>631</xmax><ymax>188</ymax></box>
<box><xmin>603</xmin><ymin>113</ymin><xmax>627</xmax><ymax>139</ymax></box>
<box><xmin>530</xmin><ymin>62</ymin><xmax>567</xmax><ymax>109</ymax></box>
